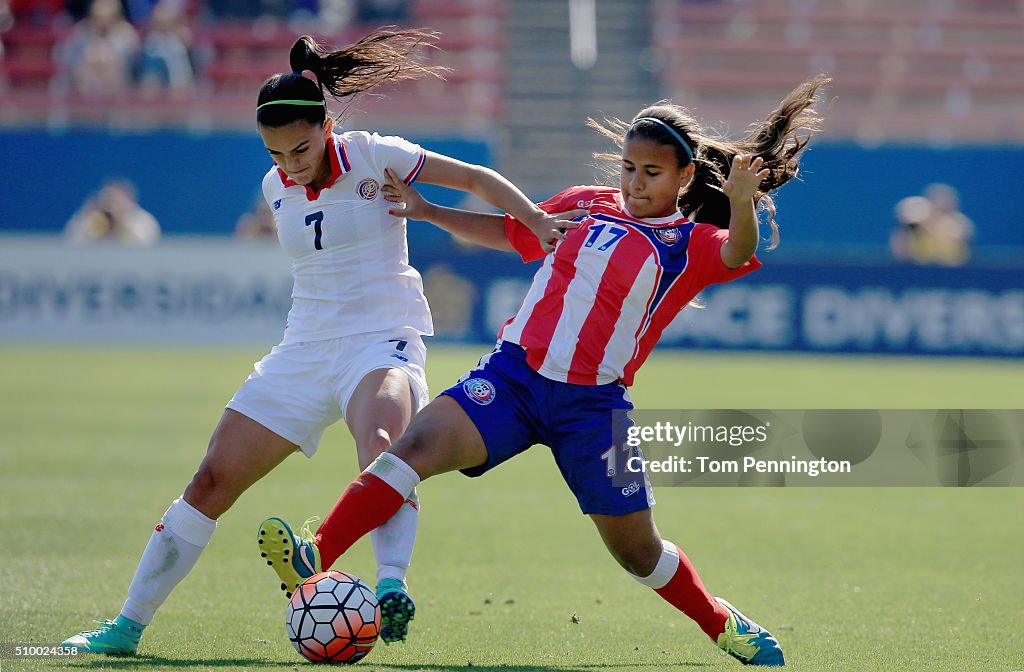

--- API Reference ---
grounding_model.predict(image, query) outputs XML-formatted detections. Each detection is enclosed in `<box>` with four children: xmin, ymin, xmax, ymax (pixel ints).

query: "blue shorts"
<box><xmin>440</xmin><ymin>342</ymin><xmax>655</xmax><ymax>516</ymax></box>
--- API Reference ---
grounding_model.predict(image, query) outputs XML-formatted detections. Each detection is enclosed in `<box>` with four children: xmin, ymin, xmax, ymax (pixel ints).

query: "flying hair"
<box><xmin>257</xmin><ymin>28</ymin><xmax>448</xmax><ymax>128</ymax></box>
<box><xmin>588</xmin><ymin>75</ymin><xmax>829</xmax><ymax>249</ymax></box>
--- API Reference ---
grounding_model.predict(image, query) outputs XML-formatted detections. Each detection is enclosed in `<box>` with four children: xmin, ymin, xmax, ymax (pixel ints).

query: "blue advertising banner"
<box><xmin>660</xmin><ymin>262</ymin><xmax>1024</xmax><ymax>356</ymax></box>
<box><xmin>2</xmin><ymin>236</ymin><xmax>1020</xmax><ymax>357</ymax></box>
<box><xmin>414</xmin><ymin>250</ymin><xmax>1024</xmax><ymax>358</ymax></box>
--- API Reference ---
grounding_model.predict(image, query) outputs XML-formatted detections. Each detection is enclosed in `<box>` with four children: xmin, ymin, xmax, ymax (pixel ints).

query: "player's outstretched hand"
<box><xmin>722</xmin><ymin>154</ymin><xmax>769</xmax><ymax>202</ymax></box>
<box><xmin>522</xmin><ymin>208</ymin><xmax>589</xmax><ymax>254</ymax></box>
<box><xmin>383</xmin><ymin>168</ymin><xmax>433</xmax><ymax>220</ymax></box>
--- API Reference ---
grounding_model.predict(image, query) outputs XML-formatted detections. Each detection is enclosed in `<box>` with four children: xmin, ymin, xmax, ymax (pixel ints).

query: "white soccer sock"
<box><xmin>120</xmin><ymin>497</ymin><xmax>217</xmax><ymax>626</ymax></box>
<box><xmin>370</xmin><ymin>489</ymin><xmax>419</xmax><ymax>584</ymax></box>
<box><xmin>365</xmin><ymin>452</ymin><xmax>421</xmax><ymax>497</ymax></box>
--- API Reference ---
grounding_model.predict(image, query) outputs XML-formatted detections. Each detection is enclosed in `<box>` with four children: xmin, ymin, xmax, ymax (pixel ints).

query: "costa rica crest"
<box><xmin>357</xmin><ymin>178</ymin><xmax>379</xmax><ymax>200</ymax></box>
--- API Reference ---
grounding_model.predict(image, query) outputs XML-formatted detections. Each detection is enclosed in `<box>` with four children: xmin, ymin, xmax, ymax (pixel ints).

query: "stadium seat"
<box><xmin>651</xmin><ymin>1</ymin><xmax>1024</xmax><ymax>143</ymax></box>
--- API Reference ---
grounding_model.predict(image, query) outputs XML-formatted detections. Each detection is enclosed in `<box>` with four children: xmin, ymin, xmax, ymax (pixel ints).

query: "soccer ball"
<box><xmin>286</xmin><ymin>570</ymin><xmax>381</xmax><ymax>664</ymax></box>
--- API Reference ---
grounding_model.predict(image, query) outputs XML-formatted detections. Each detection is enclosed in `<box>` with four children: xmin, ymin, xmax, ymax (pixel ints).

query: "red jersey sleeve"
<box><xmin>686</xmin><ymin>223</ymin><xmax>762</xmax><ymax>285</ymax></box>
<box><xmin>503</xmin><ymin>186</ymin><xmax>596</xmax><ymax>263</ymax></box>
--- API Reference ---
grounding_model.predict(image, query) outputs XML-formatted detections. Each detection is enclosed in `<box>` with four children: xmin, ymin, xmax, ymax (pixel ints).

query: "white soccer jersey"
<box><xmin>262</xmin><ymin>130</ymin><xmax>432</xmax><ymax>344</ymax></box>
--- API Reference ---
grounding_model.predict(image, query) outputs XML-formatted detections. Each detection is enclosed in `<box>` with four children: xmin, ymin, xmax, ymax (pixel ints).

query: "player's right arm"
<box><xmin>383</xmin><ymin>168</ymin><xmax>585</xmax><ymax>253</ymax></box>
<box><xmin>383</xmin><ymin>167</ymin><xmax>511</xmax><ymax>250</ymax></box>
<box><xmin>409</xmin><ymin>153</ymin><xmax>586</xmax><ymax>253</ymax></box>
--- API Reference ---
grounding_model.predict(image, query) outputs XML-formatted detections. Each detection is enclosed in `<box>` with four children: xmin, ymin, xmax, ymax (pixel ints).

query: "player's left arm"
<box><xmin>719</xmin><ymin>154</ymin><xmax>769</xmax><ymax>269</ymax></box>
<box><xmin>413</xmin><ymin>152</ymin><xmax>584</xmax><ymax>253</ymax></box>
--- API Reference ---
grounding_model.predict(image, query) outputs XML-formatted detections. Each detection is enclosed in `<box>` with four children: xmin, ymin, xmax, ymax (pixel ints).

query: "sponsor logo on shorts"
<box><xmin>621</xmin><ymin>481</ymin><xmax>641</xmax><ymax>497</ymax></box>
<box><xmin>655</xmin><ymin>228</ymin><xmax>680</xmax><ymax>244</ymax></box>
<box><xmin>357</xmin><ymin>178</ymin><xmax>379</xmax><ymax>200</ymax></box>
<box><xmin>390</xmin><ymin>353</ymin><xmax>409</xmax><ymax>362</ymax></box>
<box><xmin>463</xmin><ymin>377</ymin><xmax>496</xmax><ymax>405</ymax></box>
<box><xmin>273</xmin><ymin>199</ymin><xmax>282</xmax><ymax>210</ymax></box>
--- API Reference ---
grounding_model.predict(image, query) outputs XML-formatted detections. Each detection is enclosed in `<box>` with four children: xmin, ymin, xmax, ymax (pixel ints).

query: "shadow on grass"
<box><xmin>64</xmin><ymin>658</ymin><xmax>710</xmax><ymax>671</ymax></box>
<box><xmin>371</xmin><ymin>664</ymin><xmax>711</xmax><ymax>671</ymax></box>
<box><xmin>63</xmin><ymin>656</ymin><xmax>298</xmax><ymax>668</ymax></box>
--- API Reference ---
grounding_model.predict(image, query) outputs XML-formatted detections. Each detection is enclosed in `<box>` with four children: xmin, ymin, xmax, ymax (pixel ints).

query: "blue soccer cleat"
<box><xmin>376</xmin><ymin>578</ymin><xmax>416</xmax><ymax>644</ymax></box>
<box><xmin>258</xmin><ymin>517</ymin><xmax>321</xmax><ymax>599</ymax></box>
<box><xmin>61</xmin><ymin>616</ymin><xmax>144</xmax><ymax>655</ymax></box>
<box><xmin>715</xmin><ymin>597</ymin><xmax>785</xmax><ymax>666</ymax></box>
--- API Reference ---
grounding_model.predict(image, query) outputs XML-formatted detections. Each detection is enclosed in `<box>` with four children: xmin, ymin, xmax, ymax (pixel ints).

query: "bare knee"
<box><xmin>183</xmin><ymin>462</ymin><xmax>240</xmax><ymax>519</ymax></box>
<box><xmin>380</xmin><ymin>395</ymin><xmax>488</xmax><ymax>480</ymax></box>
<box><xmin>387</xmin><ymin>421</ymin><xmax>462</xmax><ymax>480</ymax></box>
<box><xmin>388</xmin><ymin>428</ymin><xmax>428</xmax><ymax>473</ymax></box>
<box><xmin>592</xmin><ymin>510</ymin><xmax>664</xmax><ymax>577</ymax></box>
<box><xmin>608</xmin><ymin>539</ymin><xmax>663</xmax><ymax>577</ymax></box>
<box><xmin>182</xmin><ymin>410</ymin><xmax>298</xmax><ymax>519</ymax></box>
<box><xmin>357</xmin><ymin>429</ymin><xmax>393</xmax><ymax>469</ymax></box>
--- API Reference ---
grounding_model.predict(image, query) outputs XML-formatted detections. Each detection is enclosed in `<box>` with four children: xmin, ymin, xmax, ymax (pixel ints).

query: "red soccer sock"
<box><xmin>314</xmin><ymin>473</ymin><xmax>406</xmax><ymax>569</ymax></box>
<box><xmin>650</xmin><ymin>543</ymin><xmax>730</xmax><ymax>641</ymax></box>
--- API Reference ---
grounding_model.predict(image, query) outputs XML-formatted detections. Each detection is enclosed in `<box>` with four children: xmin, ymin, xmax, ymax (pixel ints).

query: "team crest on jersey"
<box><xmin>357</xmin><ymin>178</ymin><xmax>379</xmax><ymax>201</ymax></box>
<box><xmin>655</xmin><ymin>227</ymin><xmax>680</xmax><ymax>244</ymax></box>
<box><xmin>462</xmin><ymin>377</ymin><xmax>496</xmax><ymax>405</ymax></box>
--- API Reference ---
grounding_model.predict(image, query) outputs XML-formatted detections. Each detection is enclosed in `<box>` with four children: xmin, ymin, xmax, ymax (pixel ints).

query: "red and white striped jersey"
<box><xmin>499</xmin><ymin>185</ymin><xmax>761</xmax><ymax>386</ymax></box>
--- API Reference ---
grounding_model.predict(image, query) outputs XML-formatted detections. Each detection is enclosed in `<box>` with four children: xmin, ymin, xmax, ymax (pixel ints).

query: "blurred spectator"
<box><xmin>64</xmin><ymin>0</ymin><xmax>103</xmax><ymax>21</ymax></box>
<box><xmin>65</xmin><ymin>179</ymin><xmax>161</xmax><ymax>245</ymax></box>
<box><xmin>317</xmin><ymin>0</ymin><xmax>354</xmax><ymax>31</ymax></box>
<box><xmin>204</xmin><ymin>0</ymin><xmax>292</xmax><ymax>18</ymax></box>
<box><xmin>137</xmin><ymin>0</ymin><xmax>194</xmax><ymax>97</ymax></box>
<box><xmin>0</xmin><ymin>0</ymin><xmax>11</xmax><ymax>66</ymax></box>
<box><xmin>9</xmin><ymin>0</ymin><xmax>65</xmax><ymax>25</ymax></box>
<box><xmin>63</xmin><ymin>0</ymin><xmax>156</xmax><ymax>23</ymax></box>
<box><xmin>891</xmin><ymin>183</ymin><xmax>974</xmax><ymax>266</ymax></box>
<box><xmin>203</xmin><ymin>0</ymin><xmax>259</xmax><ymax>18</ymax></box>
<box><xmin>125</xmin><ymin>0</ymin><xmax>161</xmax><ymax>23</ymax></box>
<box><xmin>355</xmin><ymin>0</ymin><xmax>408</xmax><ymax>24</ymax></box>
<box><xmin>233</xmin><ymin>196</ymin><xmax>277</xmax><ymax>240</ymax></box>
<box><xmin>52</xmin><ymin>0</ymin><xmax>139</xmax><ymax>98</ymax></box>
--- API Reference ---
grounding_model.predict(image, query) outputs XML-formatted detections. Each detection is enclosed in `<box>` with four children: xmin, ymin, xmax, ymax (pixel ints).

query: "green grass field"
<box><xmin>1</xmin><ymin>345</ymin><xmax>1022</xmax><ymax>671</ymax></box>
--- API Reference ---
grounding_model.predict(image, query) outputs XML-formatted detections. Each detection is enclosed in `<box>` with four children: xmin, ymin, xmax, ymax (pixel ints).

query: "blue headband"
<box><xmin>631</xmin><ymin>117</ymin><xmax>694</xmax><ymax>164</ymax></box>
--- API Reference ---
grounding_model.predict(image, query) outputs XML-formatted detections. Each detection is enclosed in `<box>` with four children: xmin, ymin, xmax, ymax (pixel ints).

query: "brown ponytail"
<box><xmin>257</xmin><ymin>28</ymin><xmax>447</xmax><ymax>128</ymax></box>
<box><xmin>289</xmin><ymin>29</ymin><xmax>445</xmax><ymax>100</ymax></box>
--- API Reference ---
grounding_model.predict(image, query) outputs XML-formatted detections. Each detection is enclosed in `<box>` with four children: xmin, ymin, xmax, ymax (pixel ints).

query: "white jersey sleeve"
<box><xmin>362</xmin><ymin>132</ymin><xmax>427</xmax><ymax>184</ymax></box>
<box><xmin>261</xmin><ymin>168</ymin><xmax>277</xmax><ymax>208</ymax></box>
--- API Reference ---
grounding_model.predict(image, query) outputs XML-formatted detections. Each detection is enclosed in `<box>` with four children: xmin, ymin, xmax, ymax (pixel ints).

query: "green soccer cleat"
<box><xmin>258</xmin><ymin>516</ymin><xmax>321</xmax><ymax>599</ymax></box>
<box><xmin>715</xmin><ymin>597</ymin><xmax>785</xmax><ymax>666</ymax></box>
<box><xmin>61</xmin><ymin>616</ymin><xmax>144</xmax><ymax>655</ymax></box>
<box><xmin>376</xmin><ymin>578</ymin><xmax>416</xmax><ymax>644</ymax></box>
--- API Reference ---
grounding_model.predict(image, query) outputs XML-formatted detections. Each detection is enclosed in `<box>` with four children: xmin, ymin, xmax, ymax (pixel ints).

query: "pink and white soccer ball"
<box><xmin>286</xmin><ymin>570</ymin><xmax>381</xmax><ymax>664</ymax></box>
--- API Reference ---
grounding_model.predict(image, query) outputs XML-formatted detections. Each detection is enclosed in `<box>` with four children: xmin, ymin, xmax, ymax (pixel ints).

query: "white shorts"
<box><xmin>226</xmin><ymin>331</ymin><xmax>429</xmax><ymax>458</ymax></box>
